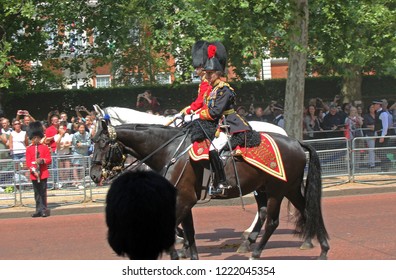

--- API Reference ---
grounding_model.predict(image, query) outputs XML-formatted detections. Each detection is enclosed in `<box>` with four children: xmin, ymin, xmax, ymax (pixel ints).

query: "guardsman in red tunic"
<box><xmin>26</xmin><ymin>121</ymin><xmax>52</xmax><ymax>217</ymax></box>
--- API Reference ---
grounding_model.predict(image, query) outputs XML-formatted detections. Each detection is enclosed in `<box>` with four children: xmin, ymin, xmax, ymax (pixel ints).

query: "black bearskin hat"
<box><xmin>192</xmin><ymin>40</ymin><xmax>227</xmax><ymax>71</ymax></box>
<box><xmin>209</xmin><ymin>41</ymin><xmax>227</xmax><ymax>71</ymax></box>
<box><xmin>203</xmin><ymin>43</ymin><xmax>227</xmax><ymax>72</ymax></box>
<box><xmin>28</xmin><ymin>121</ymin><xmax>44</xmax><ymax>140</ymax></box>
<box><xmin>192</xmin><ymin>40</ymin><xmax>209</xmax><ymax>68</ymax></box>
<box><xmin>105</xmin><ymin>170</ymin><xmax>176</xmax><ymax>260</ymax></box>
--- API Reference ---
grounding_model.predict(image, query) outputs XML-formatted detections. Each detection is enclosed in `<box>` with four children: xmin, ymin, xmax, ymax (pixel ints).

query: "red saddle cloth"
<box><xmin>188</xmin><ymin>133</ymin><xmax>287</xmax><ymax>182</ymax></box>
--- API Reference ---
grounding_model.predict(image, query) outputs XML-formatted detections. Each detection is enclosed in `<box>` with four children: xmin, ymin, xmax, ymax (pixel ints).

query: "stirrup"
<box><xmin>208</xmin><ymin>186</ymin><xmax>225</xmax><ymax>196</ymax></box>
<box><xmin>218</xmin><ymin>182</ymin><xmax>232</xmax><ymax>190</ymax></box>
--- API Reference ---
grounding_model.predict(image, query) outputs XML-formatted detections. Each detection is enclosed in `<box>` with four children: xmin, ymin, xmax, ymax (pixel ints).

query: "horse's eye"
<box><xmin>99</xmin><ymin>139</ymin><xmax>107</xmax><ymax>148</ymax></box>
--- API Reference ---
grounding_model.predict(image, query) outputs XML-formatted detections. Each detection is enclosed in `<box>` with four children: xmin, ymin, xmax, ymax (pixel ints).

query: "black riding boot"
<box><xmin>209</xmin><ymin>150</ymin><xmax>229</xmax><ymax>194</ymax></box>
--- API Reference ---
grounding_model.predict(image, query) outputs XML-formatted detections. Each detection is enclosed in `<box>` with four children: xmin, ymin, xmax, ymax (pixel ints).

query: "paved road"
<box><xmin>0</xmin><ymin>192</ymin><xmax>395</xmax><ymax>260</ymax></box>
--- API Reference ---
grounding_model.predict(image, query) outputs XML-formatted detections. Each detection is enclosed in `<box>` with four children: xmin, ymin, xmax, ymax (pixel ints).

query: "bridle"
<box><xmin>92</xmin><ymin>123</ymin><xmax>126</xmax><ymax>180</ymax></box>
<box><xmin>92</xmin><ymin>121</ymin><xmax>194</xmax><ymax>182</ymax></box>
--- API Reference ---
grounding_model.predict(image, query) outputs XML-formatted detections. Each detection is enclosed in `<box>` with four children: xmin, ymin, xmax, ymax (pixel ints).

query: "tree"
<box><xmin>308</xmin><ymin>0</ymin><xmax>396</xmax><ymax>102</ymax></box>
<box><xmin>284</xmin><ymin>0</ymin><xmax>309</xmax><ymax>140</ymax></box>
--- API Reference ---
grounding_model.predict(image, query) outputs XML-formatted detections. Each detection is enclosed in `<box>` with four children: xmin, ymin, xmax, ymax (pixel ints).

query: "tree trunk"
<box><xmin>341</xmin><ymin>66</ymin><xmax>362</xmax><ymax>103</ymax></box>
<box><xmin>284</xmin><ymin>0</ymin><xmax>309</xmax><ymax>140</ymax></box>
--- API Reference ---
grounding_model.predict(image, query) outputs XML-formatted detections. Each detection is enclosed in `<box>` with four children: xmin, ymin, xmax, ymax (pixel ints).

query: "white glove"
<box><xmin>173</xmin><ymin>112</ymin><xmax>183</xmax><ymax>119</ymax></box>
<box><xmin>183</xmin><ymin>114</ymin><xmax>200</xmax><ymax>123</ymax></box>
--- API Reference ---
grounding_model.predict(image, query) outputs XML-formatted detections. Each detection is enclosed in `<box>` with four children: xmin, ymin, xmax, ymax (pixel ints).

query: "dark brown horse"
<box><xmin>90</xmin><ymin>120</ymin><xmax>330</xmax><ymax>260</ymax></box>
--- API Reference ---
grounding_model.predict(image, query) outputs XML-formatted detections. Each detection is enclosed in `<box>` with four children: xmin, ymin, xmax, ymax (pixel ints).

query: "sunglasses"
<box><xmin>14</xmin><ymin>123</ymin><xmax>21</xmax><ymax>125</ymax></box>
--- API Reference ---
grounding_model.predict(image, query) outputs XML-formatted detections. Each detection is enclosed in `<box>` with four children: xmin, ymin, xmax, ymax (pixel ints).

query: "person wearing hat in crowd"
<box><xmin>272</xmin><ymin>103</ymin><xmax>285</xmax><ymax>128</ymax></box>
<box><xmin>26</xmin><ymin>121</ymin><xmax>52</xmax><ymax>218</ymax></box>
<box><xmin>372</xmin><ymin>99</ymin><xmax>391</xmax><ymax>171</ymax></box>
<box><xmin>184</xmin><ymin>43</ymin><xmax>256</xmax><ymax>195</ymax></box>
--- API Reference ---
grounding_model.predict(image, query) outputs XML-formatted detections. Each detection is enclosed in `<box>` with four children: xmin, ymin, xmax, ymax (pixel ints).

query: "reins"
<box><xmin>127</xmin><ymin>122</ymin><xmax>193</xmax><ymax>174</ymax></box>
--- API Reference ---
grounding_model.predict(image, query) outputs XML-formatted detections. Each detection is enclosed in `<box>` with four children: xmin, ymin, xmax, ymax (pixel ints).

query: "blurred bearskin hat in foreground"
<box><xmin>28</xmin><ymin>121</ymin><xmax>44</xmax><ymax>140</ymax></box>
<box><xmin>106</xmin><ymin>170</ymin><xmax>177</xmax><ymax>260</ymax></box>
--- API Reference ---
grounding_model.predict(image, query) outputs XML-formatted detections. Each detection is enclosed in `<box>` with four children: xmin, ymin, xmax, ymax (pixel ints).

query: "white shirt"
<box><xmin>54</xmin><ymin>133</ymin><xmax>72</xmax><ymax>155</ymax></box>
<box><xmin>10</xmin><ymin>130</ymin><xmax>27</xmax><ymax>154</ymax></box>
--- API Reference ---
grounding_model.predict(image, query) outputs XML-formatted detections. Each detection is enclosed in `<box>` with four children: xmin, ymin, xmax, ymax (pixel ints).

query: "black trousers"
<box><xmin>32</xmin><ymin>178</ymin><xmax>48</xmax><ymax>214</ymax></box>
<box><xmin>375</xmin><ymin>137</ymin><xmax>391</xmax><ymax>169</ymax></box>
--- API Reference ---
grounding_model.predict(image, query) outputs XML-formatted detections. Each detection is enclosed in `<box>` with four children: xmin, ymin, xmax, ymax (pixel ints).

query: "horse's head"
<box><xmin>90</xmin><ymin>119</ymin><xmax>126</xmax><ymax>184</ymax></box>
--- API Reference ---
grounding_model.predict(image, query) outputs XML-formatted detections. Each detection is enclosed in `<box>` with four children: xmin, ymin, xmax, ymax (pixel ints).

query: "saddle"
<box><xmin>189</xmin><ymin>132</ymin><xmax>287</xmax><ymax>182</ymax></box>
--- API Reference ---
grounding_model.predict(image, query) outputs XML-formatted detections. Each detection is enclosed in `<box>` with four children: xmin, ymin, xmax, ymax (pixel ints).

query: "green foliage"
<box><xmin>309</xmin><ymin>0</ymin><xmax>396</xmax><ymax>77</ymax></box>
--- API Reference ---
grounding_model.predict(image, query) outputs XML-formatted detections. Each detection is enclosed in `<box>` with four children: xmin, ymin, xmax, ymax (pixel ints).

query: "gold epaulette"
<box><xmin>214</xmin><ymin>81</ymin><xmax>234</xmax><ymax>92</ymax></box>
<box><xmin>223</xmin><ymin>109</ymin><xmax>235</xmax><ymax>115</ymax></box>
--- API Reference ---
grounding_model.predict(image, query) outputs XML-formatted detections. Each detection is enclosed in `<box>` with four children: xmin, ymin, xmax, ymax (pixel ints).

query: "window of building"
<box><xmin>129</xmin><ymin>73</ymin><xmax>144</xmax><ymax>85</ymax></box>
<box><xmin>243</xmin><ymin>68</ymin><xmax>257</xmax><ymax>81</ymax></box>
<box><xmin>96</xmin><ymin>76</ymin><xmax>111</xmax><ymax>88</ymax></box>
<box><xmin>155</xmin><ymin>72</ymin><xmax>171</xmax><ymax>84</ymax></box>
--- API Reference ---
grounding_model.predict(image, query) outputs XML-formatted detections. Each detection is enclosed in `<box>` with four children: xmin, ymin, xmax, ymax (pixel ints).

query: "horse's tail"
<box><xmin>299</xmin><ymin>142</ymin><xmax>329</xmax><ymax>241</ymax></box>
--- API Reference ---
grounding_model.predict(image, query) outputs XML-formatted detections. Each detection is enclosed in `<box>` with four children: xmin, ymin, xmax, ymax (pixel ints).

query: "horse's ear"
<box><xmin>93</xmin><ymin>104</ymin><xmax>105</xmax><ymax>118</ymax></box>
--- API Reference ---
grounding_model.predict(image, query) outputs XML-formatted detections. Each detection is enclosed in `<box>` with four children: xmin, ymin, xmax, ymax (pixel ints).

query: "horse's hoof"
<box><xmin>250</xmin><ymin>251</ymin><xmax>261</xmax><ymax>260</ymax></box>
<box><xmin>317</xmin><ymin>254</ymin><xmax>328</xmax><ymax>260</ymax></box>
<box><xmin>237</xmin><ymin>241</ymin><xmax>251</xmax><ymax>253</ymax></box>
<box><xmin>177</xmin><ymin>249</ymin><xmax>187</xmax><ymax>259</ymax></box>
<box><xmin>300</xmin><ymin>241</ymin><xmax>314</xmax><ymax>250</ymax></box>
<box><xmin>241</xmin><ymin>231</ymin><xmax>250</xmax><ymax>240</ymax></box>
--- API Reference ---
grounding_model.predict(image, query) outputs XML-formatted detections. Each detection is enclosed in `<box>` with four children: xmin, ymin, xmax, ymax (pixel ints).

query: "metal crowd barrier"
<box><xmin>0</xmin><ymin>151</ymin><xmax>97</xmax><ymax>209</ymax></box>
<box><xmin>303</xmin><ymin>137</ymin><xmax>351</xmax><ymax>186</ymax></box>
<box><xmin>351</xmin><ymin>135</ymin><xmax>396</xmax><ymax>184</ymax></box>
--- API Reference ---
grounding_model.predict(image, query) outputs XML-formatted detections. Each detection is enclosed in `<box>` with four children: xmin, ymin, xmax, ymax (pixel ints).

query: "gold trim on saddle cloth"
<box><xmin>234</xmin><ymin>133</ymin><xmax>287</xmax><ymax>182</ymax></box>
<box><xmin>188</xmin><ymin>140</ymin><xmax>210</xmax><ymax>161</ymax></box>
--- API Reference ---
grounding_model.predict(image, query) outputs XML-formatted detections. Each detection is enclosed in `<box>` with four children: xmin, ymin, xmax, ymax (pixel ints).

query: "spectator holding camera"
<box><xmin>9</xmin><ymin>119</ymin><xmax>29</xmax><ymax>170</ymax></box>
<box><xmin>15</xmin><ymin>110</ymin><xmax>36</xmax><ymax>132</ymax></box>
<box><xmin>136</xmin><ymin>90</ymin><xmax>161</xmax><ymax>114</ymax></box>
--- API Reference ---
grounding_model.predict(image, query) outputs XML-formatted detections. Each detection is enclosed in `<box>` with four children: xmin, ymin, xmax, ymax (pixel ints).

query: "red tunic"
<box><xmin>186</xmin><ymin>78</ymin><xmax>212</xmax><ymax>114</ymax></box>
<box><xmin>45</xmin><ymin>125</ymin><xmax>58</xmax><ymax>152</ymax></box>
<box><xmin>26</xmin><ymin>143</ymin><xmax>52</xmax><ymax>180</ymax></box>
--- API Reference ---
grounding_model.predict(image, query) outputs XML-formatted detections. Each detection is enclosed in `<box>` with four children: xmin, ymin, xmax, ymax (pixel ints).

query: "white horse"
<box><xmin>93</xmin><ymin>105</ymin><xmax>288</xmax><ymax>136</ymax></box>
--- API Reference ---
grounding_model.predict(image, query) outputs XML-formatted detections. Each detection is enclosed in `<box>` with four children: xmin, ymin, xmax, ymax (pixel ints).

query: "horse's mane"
<box><xmin>117</xmin><ymin>123</ymin><xmax>182</xmax><ymax>131</ymax></box>
<box><xmin>103</xmin><ymin>106</ymin><xmax>175</xmax><ymax>126</ymax></box>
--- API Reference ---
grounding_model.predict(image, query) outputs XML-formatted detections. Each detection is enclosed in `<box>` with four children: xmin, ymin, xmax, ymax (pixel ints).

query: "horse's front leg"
<box><xmin>181</xmin><ymin>210</ymin><xmax>199</xmax><ymax>260</ymax></box>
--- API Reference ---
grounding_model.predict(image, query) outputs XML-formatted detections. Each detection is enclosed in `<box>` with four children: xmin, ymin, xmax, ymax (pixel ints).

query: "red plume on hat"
<box><xmin>207</xmin><ymin>45</ymin><xmax>217</xmax><ymax>59</ymax></box>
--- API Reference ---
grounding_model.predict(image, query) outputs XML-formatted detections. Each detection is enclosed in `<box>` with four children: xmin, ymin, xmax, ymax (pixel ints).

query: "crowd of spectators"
<box><xmin>236</xmin><ymin>95</ymin><xmax>396</xmax><ymax>142</ymax></box>
<box><xmin>0</xmin><ymin>106</ymin><xmax>98</xmax><ymax>190</ymax></box>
